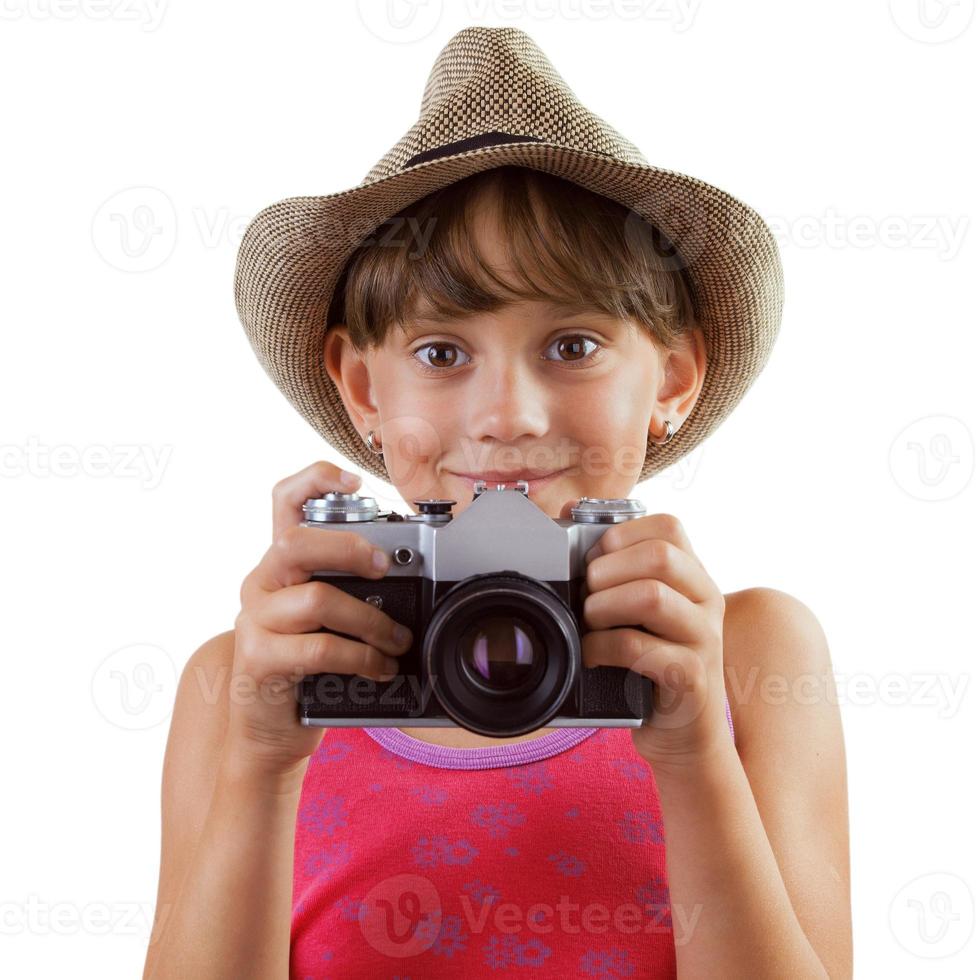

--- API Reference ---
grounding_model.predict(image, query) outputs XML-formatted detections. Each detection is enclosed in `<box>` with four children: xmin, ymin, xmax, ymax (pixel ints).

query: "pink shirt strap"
<box><xmin>725</xmin><ymin>693</ymin><xmax>735</xmax><ymax>739</ymax></box>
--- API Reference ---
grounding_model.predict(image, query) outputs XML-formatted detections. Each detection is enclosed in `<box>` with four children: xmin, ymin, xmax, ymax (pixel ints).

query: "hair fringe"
<box><xmin>327</xmin><ymin>166</ymin><xmax>697</xmax><ymax>357</ymax></box>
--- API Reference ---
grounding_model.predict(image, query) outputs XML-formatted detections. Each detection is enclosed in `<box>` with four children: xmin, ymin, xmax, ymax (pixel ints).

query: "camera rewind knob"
<box><xmin>570</xmin><ymin>497</ymin><xmax>646</xmax><ymax>524</ymax></box>
<box><xmin>302</xmin><ymin>491</ymin><xmax>379</xmax><ymax>523</ymax></box>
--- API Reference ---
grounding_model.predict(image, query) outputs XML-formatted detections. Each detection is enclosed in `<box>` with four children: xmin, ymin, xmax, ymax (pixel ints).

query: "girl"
<box><xmin>143</xmin><ymin>28</ymin><xmax>851</xmax><ymax>980</ymax></box>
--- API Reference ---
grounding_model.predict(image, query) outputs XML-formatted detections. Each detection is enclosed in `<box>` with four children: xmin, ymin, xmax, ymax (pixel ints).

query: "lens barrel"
<box><xmin>422</xmin><ymin>571</ymin><xmax>581</xmax><ymax>736</ymax></box>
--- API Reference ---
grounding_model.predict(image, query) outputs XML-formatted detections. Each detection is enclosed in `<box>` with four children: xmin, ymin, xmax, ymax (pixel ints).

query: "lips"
<box><xmin>454</xmin><ymin>470</ymin><xmax>559</xmax><ymax>481</ymax></box>
<box><xmin>450</xmin><ymin>469</ymin><xmax>568</xmax><ymax>487</ymax></box>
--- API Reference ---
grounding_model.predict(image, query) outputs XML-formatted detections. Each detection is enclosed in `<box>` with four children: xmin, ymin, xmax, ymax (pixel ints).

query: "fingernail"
<box><xmin>340</xmin><ymin>470</ymin><xmax>360</xmax><ymax>488</ymax></box>
<box><xmin>379</xmin><ymin>657</ymin><xmax>399</xmax><ymax>681</ymax></box>
<box><xmin>393</xmin><ymin>624</ymin><xmax>412</xmax><ymax>647</ymax></box>
<box><xmin>372</xmin><ymin>549</ymin><xmax>390</xmax><ymax>572</ymax></box>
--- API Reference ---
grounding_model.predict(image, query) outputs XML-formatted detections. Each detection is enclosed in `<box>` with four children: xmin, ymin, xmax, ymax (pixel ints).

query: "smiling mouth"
<box><xmin>450</xmin><ymin>469</ymin><xmax>568</xmax><ymax>485</ymax></box>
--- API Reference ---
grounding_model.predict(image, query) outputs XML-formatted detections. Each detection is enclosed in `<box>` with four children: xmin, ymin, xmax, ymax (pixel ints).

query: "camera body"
<box><xmin>297</xmin><ymin>480</ymin><xmax>653</xmax><ymax>737</ymax></box>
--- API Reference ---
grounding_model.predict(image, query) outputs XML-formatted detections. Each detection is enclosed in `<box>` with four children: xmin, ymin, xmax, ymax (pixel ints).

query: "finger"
<box><xmin>254</xmin><ymin>580</ymin><xmax>412</xmax><ymax>657</ymax></box>
<box><xmin>582</xmin><ymin>626</ymin><xmax>693</xmax><ymax>677</ymax></box>
<box><xmin>257</xmin><ymin>629</ymin><xmax>401</xmax><ymax>683</ymax></box>
<box><xmin>583</xmin><ymin>578</ymin><xmax>702</xmax><ymax>644</ymax></box>
<box><xmin>585</xmin><ymin>513</ymin><xmax>697</xmax><ymax>566</ymax></box>
<box><xmin>582</xmin><ymin>628</ymin><xmax>711</xmax><ymax>727</ymax></box>
<box><xmin>256</xmin><ymin>524</ymin><xmax>391</xmax><ymax>592</ymax></box>
<box><xmin>272</xmin><ymin>460</ymin><xmax>361</xmax><ymax>542</ymax></box>
<box><xmin>585</xmin><ymin>538</ymin><xmax>714</xmax><ymax>605</ymax></box>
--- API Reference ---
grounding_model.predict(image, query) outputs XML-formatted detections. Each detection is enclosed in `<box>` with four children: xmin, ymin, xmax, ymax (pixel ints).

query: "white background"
<box><xmin>2</xmin><ymin>2</ymin><xmax>978</xmax><ymax>977</ymax></box>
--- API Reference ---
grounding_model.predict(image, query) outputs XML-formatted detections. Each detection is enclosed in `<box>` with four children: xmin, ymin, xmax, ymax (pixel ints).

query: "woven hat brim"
<box><xmin>234</xmin><ymin>139</ymin><xmax>784</xmax><ymax>485</ymax></box>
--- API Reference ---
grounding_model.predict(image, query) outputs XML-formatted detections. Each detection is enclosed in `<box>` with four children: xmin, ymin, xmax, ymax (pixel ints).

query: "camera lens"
<box><xmin>422</xmin><ymin>571</ymin><xmax>580</xmax><ymax>737</ymax></box>
<box><xmin>457</xmin><ymin>613</ymin><xmax>547</xmax><ymax>693</ymax></box>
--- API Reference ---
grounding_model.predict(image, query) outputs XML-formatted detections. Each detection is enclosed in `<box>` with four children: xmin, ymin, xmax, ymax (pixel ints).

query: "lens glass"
<box><xmin>458</xmin><ymin>614</ymin><xmax>546</xmax><ymax>691</ymax></box>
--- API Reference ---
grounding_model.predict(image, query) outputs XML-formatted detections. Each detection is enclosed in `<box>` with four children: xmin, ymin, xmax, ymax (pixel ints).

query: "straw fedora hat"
<box><xmin>234</xmin><ymin>25</ymin><xmax>784</xmax><ymax>485</ymax></box>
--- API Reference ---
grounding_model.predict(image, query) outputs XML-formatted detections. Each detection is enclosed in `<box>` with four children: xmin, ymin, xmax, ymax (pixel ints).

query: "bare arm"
<box><xmin>142</xmin><ymin>632</ymin><xmax>310</xmax><ymax>980</ymax></box>
<box><xmin>656</xmin><ymin>588</ymin><xmax>852</xmax><ymax>979</ymax></box>
<box><xmin>147</xmin><ymin>740</ymin><xmax>308</xmax><ymax>977</ymax></box>
<box><xmin>142</xmin><ymin>462</ymin><xmax>414</xmax><ymax>979</ymax></box>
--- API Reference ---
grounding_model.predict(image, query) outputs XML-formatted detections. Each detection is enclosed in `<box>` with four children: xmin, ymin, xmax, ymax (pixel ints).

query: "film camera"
<box><xmin>297</xmin><ymin>480</ymin><xmax>653</xmax><ymax>737</ymax></box>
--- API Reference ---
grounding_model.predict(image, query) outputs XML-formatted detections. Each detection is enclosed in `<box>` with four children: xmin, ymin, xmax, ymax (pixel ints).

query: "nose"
<box><xmin>464</xmin><ymin>354</ymin><xmax>550</xmax><ymax>444</ymax></box>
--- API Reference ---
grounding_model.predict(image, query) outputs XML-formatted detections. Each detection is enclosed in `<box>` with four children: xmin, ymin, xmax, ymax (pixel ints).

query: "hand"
<box><xmin>228</xmin><ymin>461</ymin><xmax>414</xmax><ymax>777</ymax></box>
<box><xmin>560</xmin><ymin>503</ymin><xmax>729</xmax><ymax>768</ymax></box>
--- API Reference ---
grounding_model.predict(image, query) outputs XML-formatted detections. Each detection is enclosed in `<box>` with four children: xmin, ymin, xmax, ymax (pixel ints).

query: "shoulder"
<box><xmin>164</xmin><ymin>631</ymin><xmax>235</xmax><ymax>740</ymax></box>
<box><xmin>721</xmin><ymin>587</ymin><xmax>835</xmax><ymax>746</ymax></box>
<box><xmin>177</xmin><ymin>629</ymin><xmax>236</xmax><ymax>701</ymax></box>
<box><xmin>722</xmin><ymin>585</ymin><xmax>829</xmax><ymax>663</ymax></box>
<box><xmin>185</xmin><ymin>627</ymin><xmax>236</xmax><ymax>672</ymax></box>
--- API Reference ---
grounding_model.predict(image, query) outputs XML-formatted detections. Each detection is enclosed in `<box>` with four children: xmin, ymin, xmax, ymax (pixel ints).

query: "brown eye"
<box><xmin>412</xmin><ymin>342</ymin><xmax>471</xmax><ymax>371</ymax></box>
<box><xmin>545</xmin><ymin>335</ymin><xmax>601</xmax><ymax>364</ymax></box>
<box><xmin>557</xmin><ymin>338</ymin><xmax>585</xmax><ymax>361</ymax></box>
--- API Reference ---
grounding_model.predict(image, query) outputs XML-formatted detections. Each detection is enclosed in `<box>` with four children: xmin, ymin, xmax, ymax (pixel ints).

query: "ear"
<box><xmin>323</xmin><ymin>325</ymin><xmax>380</xmax><ymax>436</ymax></box>
<box><xmin>649</xmin><ymin>325</ymin><xmax>707</xmax><ymax>438</ymax></box>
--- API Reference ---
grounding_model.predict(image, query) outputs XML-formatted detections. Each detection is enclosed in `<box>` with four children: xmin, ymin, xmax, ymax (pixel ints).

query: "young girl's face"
<box><xmin>325</xmin><ymin>193</ymin><xmax>704</xmax><ymax>519</ymax></box>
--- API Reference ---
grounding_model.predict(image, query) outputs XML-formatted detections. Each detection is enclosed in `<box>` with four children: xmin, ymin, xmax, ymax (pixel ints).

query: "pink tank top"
<box><xmin>290</xmin><ymin>702</ymin><xmax>734</xmax><ymax>978</ymax></box>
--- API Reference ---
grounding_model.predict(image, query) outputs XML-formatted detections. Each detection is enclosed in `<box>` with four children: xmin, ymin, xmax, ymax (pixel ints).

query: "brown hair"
<box><xmin>326</xmin><ymin>165</ymin><xmax>697</xmax><ymax>355</ymax></box>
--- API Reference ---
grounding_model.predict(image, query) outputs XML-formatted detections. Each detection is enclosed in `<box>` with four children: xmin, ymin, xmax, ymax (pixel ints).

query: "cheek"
<box><xmin>370</xmin><ymin>367</ymin><xmax>441</xmax><ymax>455</ymax></box>
<box><xmin>371</xmin><ymin>370</ymin><xmax>447</xmax><ymax>499</ymax></box>
<box><xmin>376</xmin><ymin>414</ymin><xmax>443</xmax><ymax>494</ymax></box>
<box><xmin>572</xmin><ymin>383</ymin><xmax>650</xmax><ymax>483</ymax></box>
